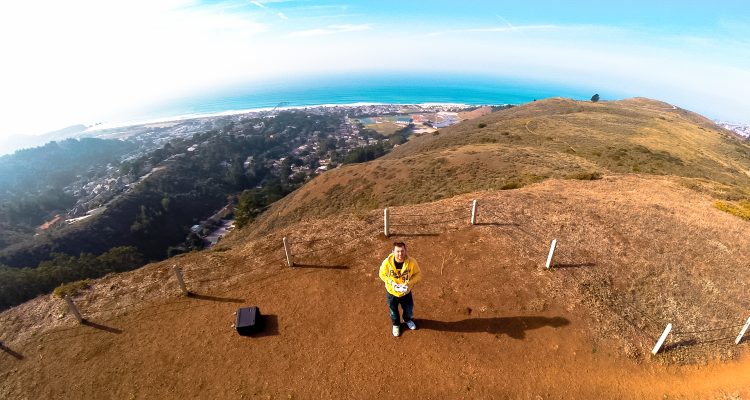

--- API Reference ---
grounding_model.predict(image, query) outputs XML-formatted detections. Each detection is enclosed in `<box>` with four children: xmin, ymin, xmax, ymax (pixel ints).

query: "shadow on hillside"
<box><xmin>663</xmin><ymin>335</ymin><xmax>737</xmax><ymax>352</ymax></box>
<box><xmin>0</xmin><ymin>342</ymin><xmax>24</xmax><ymax>360</ymax></box>
<box><xmin>388</xmin><ymin>233</ymin><xmax>440</xmax><ymax>238</ymax></box>
<box><xmin>474</xmin><ymin>222</ymin><xmax>520</xmax><ymax>227</ymax></box>
<box><xmin>82</xmin><ymin>320</ymin><xmax>123</xmax><ymax>334</ymax></box>
<box><xmin>188</xmin><ymin>293</ymin><xmax>245</xmax><ymax>303</ymax></box>
<box><xmin>662</xmin><ymin>338</ymin><xmax>698</xmax><ymax>352</ymax></box>
<box><xmin>416</xmin><ymin>316</ymin><xmax>570</xmax><ymax>340</ymax></box>
<box><xmin>292</xmin><ymin>263</ymin><xmax>349</xmax><ymax>270</ymax></box>
<box><xmin>552</xmin><ymin>262</ymin><xmax>596</xmax><ymax>269</ymax></box>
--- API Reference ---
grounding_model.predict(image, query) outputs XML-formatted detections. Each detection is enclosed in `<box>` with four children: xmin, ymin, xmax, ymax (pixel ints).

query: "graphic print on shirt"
<box><xmin>389</xmin><ymin>268</ymin><xmax>410</xmax><ymax>284</ymax></box>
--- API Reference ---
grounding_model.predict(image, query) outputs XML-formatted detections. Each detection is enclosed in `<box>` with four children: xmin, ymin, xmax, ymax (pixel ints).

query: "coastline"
<box><xmin>84</xmin><ymin>101</ymin><xmax>499</xmax><ymax>133</ymax></box>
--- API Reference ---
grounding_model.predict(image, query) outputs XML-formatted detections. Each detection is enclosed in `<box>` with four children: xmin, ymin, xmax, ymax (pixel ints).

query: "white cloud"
<box><xmin>277</xmin><ymin>12</ymin><xmax>288</xmax><ymax>20</ymax></box>
<box><xmin>250</xmin><ymin>1</ymin><xmax>266</xmax><ymax>8</ymax></box>
<box><xmin>427</xmin><ymin>24</ymin><xmax>592</xmax><ymax>37</ymax></box>
<box><xmin>0</xmin><ymin>0</ymin><xmax>271</xmax><ymax>136</ymax></box>
<box><xmin>1</xmin><ymin>4</ymin><xmax>749</xmax><ymax>138</ymax></box>
<box><xmin>288</xmin><ymin>24</ymin><xmax>372</xmax><ymax>37</ymax></box>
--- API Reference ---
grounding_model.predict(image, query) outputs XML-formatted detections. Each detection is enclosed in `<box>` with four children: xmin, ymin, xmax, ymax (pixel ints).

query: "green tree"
<box><xmin>591</xmin><ymin>94</ymin><xmax>600</xmax><ymax>103</ymax></box>
<box><xmin>235</xmin><ymin>189</ymin><xmax>266</xmax><ymax>228</ymax></box>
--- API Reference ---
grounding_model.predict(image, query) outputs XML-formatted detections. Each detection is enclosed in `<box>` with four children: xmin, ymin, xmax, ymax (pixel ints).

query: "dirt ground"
<box><xmin>2</xmin><ymin>175</ymin><xmax>750</xmax><ymax>399</ymax></box>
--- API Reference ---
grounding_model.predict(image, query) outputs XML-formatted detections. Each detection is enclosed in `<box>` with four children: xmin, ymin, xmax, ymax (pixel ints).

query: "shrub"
<box><xmin>501</xmin><ymin>181</ymin><xmax>522</xmax><ymax>190</ymax></box>
<box><xmin>478</xmin><ymin>123</ymin><xmax>487</xmax><ymax>128</ymax></box>
<box><xmin>567</xmin><ymin>172</ymin><xmax>602</xmax><ymax>180</ymax></box>
<box><xmin>53</xmin><ymin>279</ymin><xmax>92</xmax><ymax>298</ymax></box>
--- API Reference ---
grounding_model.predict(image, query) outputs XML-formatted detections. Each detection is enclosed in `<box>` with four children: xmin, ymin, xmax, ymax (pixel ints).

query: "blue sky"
<box><xmin>1</xmin><ymin>0</ymin><xmax>749</xmax><ymax>138</ymax></box>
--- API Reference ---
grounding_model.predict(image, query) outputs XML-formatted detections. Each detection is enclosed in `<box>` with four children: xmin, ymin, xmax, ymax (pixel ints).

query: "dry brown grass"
<box><xmin>5</xmin><ymin>98</ymin><xmax>750</xmax><ymax>398</ymax></box>
<box><xmin>248</xmin><ymin>97</ymin><xmax>750</xmax><ymax>236</ymax></box>
<box><xmin>3</xmin><ymin>175</ymin><xmax>750</xmax><ymax>399</ymax></box>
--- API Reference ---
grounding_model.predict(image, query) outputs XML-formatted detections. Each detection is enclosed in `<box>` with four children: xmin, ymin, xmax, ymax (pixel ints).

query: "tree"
<box><xmin>591</xmin><ymin>94</ymin><xmax>600</xmax><ymax>103</ymax></box>
<box><xmin>235</xmin><ymin>189</ymin><xmax>266</xmax><ymax>228</ymax></box>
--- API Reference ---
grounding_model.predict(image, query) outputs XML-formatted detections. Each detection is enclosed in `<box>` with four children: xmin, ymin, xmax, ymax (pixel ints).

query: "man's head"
<box><xmin>393</xmin><ymin>242</ymin><xmax>407</xmax><ymax>262</ymax></box>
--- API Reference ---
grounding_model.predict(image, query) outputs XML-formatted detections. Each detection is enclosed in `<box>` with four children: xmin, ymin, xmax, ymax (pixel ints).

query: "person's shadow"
<box><xmin>416</xmin><ymin>316</ymin><xmax>569</xmax><ymax>339</ymax></box>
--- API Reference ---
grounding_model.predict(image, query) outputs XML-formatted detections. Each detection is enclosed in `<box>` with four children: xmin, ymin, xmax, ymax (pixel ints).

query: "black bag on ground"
<box><xmin>236</xmin><ymin>306</ymin><xmax>263</xmax><ymax>336</ymax></box>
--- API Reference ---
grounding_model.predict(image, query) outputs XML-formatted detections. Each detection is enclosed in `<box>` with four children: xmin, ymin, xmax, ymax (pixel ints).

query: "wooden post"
<box><xmin>283</xmin><ymin>237</ymin><xmax>293</xmax><ymax>267</ymax></box>
<box><xmin>736</xmin><ymin>317</ymin><xmax>750</xmax><ymax>345</ymax></box>
<box><xmin>470</xmin><ymin>200</ymin><xmax>478</xmax><ymax>225</ymax></box>
<box><xmin>545</xmin><ymin>239</ymin><xmax>557</xmax><ymax>269</ymax></box>
<box><xmin>64</xmin><ymin>295</ymin><xmax>84</xmax><ymax>323</ymax></box>
<box><xmin>173</xmin><ymin>266</ymin><xmax>189</xmax><ymax>296</ymax></box>
<box><xmin>652</xmin><ymin>323</ymin><xmax>672</xmax><ymax>355</ymax></box>
<box><xmin>384</xmin><ymin>207</ymin><xmax>390</xmax><ymax>237</ymax></box>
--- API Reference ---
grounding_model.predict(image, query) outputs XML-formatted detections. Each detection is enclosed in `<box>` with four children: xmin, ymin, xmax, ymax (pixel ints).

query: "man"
<box><xmin>379</xmin><ymin>241</ymin><xmax>422</xmax><ymax>337</ymax></box>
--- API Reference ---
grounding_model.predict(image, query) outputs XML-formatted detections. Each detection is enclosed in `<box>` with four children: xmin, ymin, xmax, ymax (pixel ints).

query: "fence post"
<box><xmin>545</xmin><ymin>239</ymin><xmax>557</xmax><ymax>269</ymax></box>
<box><xmin>173</xmin><ymin>266</ymin><xmax>190</xmax><ymax>296</ymax></box>
<box><xmin>64</xmin><ymin>295</ymin><xmax>84</xmax><ymax>323</ymax></box>
<box><xmin>384</xmin><ymin>207</ymin><xmax>390</xmax><ymax>237</ymax></box>
<box><xmin>652</xmin><ymin>323</ymin><xmax>672</xmax><ymax>355</ymax></box>
<box><xmin>471</xmin><ymin>200</ymin><xmax>478</xmax><ymax>225</ymax></box>
<box><xmin>736</xmin><ymin>317</ymin><xmax>750</xmax><ymax>345</ymax></box>
<box><xmin>283</xmin><ymin>237</ymin><xmax>294</xmax><ymax>267</ymax></box>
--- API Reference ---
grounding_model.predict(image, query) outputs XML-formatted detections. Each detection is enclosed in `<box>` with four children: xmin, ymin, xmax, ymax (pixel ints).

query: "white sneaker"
<box><xmin>392</xmin><ymin>325</ymin><xmax>400</xmax><ymax>337</ymax></box>
<box><xmin>406</xmin><ymin>320</ymin><xmax>417</xmax><ymax>330</ymax></box>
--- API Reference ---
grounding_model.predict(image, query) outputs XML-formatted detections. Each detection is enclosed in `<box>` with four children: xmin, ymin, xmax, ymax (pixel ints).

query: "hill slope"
<box><xmin>2</xmin><ymin>98</ymin><xmax>750</xmax><ymax>398</ymax></box>
<box><xmin>248</xmin><ymin>98</ymin><xmax>750</xmax><ymax>235</ymax></box>
<box><xmin>1</xmin><ymin>175</ymin><xmax>750</xmax><ymax>398</ymax></box>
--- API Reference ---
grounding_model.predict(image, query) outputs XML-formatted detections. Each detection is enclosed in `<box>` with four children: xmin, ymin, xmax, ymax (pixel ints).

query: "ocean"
<box><xmin>136</xmin><ymin>72</ymin><xmax>602</xmax><ymax>123</ymax></box>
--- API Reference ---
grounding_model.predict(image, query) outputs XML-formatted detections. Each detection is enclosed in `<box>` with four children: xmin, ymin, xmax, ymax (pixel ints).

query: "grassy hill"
<box><xmin>248</xmin><ymin>98</ymin><xmax>750</xmax><ymax>235</ymax></box>
<box><xmin>2</xmin><ymin>175</ymin><xmax>750</xmax><ymax>398</ymax></box>
<box><xmin>2</xmin><ymin>97</ymin><xmax>750</xmax><ymax>398</ymax></box>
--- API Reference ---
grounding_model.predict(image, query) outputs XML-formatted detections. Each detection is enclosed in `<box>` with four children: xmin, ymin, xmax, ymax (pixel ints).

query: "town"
<box><xmin>37</xmin><ymin>103</ymin><xmax>499</xmax><ymax>248</ymax></box>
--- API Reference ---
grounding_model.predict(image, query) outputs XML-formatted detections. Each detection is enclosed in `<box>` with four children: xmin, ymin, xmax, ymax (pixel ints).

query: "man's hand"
<box><xmin>392</xmin><ymin>282</ymin><xmax>408</xmax><ymax>293</ymax></box>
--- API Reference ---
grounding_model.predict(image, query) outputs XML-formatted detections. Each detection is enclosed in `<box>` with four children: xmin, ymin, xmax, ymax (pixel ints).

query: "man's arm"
<box><xmin>378</xmin><ymin>258</ymin><xmax>390</xmax><ymax>283</ymax></box>
<box><xmin>408</xmin><ymin>258</ymin><xmax>422</xmax><ymax>285</ymax></box>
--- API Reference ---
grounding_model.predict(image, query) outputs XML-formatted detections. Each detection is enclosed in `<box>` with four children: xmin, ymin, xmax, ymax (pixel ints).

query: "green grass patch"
<box><xmin>364</xmin><ymin>122</ymin><xmax>402</xmax><ymax>136</ymax></box>
<box><xmin>714</xmin><ymin>200</ymin><xmax>750</xmax><ymax>220</ymax></box>
<box><xmin>53</xmin><ymin>279</ymin><xmax>92</xmax><ymax>298</ymax></box>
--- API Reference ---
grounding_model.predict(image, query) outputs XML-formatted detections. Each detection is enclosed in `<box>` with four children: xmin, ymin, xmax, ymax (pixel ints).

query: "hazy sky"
<box><xmin>1</xmin><ymin>0</ymin><xmax>749</xmax><ymax>139</ymax></box>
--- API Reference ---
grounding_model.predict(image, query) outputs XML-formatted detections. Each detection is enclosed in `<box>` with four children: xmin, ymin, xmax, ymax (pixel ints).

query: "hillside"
<box><xmin>2</xmin><ymin>98</ymin><xmax>750</xmax><ymax>398</ymax></box>
<box><xmin>1</xmin><ymin>175</ymin><xmax>750</xmax><ymax>398</ymax></box>
<box><xmin>0</xmin><ymin>138</ymin><xmax>137</xmax><ymax>248</ymax></box>
<box><xmin>248</xmin><ymin>98</ymin><xmax>750</xmax><ymax>235</ymax></box>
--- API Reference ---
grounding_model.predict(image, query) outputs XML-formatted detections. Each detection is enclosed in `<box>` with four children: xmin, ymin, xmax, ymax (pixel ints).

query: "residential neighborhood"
<box><xmin>34</xmin><ymin>103</ymin><xmax>496</xmax><ymax>245</ymax></box>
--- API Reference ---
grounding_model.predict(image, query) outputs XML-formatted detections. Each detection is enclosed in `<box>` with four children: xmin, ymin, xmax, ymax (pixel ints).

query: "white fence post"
<box><xmin>736</xmin><ymin>317</ymin><xmax>750</xmax><ymax>345</ymax></box>
<box><xmin>652</xmin><ymin>323</ymin><xmax>672</xmax><ymax>355</ymax></box>
<box><xmin>384</xmin><ymin>207</ymin><xmax>390</xmax><ymax>237</ymax></box>
<box><xmin>283</xmin><ymin>237</ymin><xmax>294</xmax><ymax>267</ymax></box>
<box><xmin>471</xmin><ymin>200</ymin><xmax>478</xmax><ymax>225</ymax></box>
<box><xmin>545</xmin><ymin>239</ymin><xmax>557</xmax><ymax>269</ymax></box>
<box><xmin>173</xmin><ymin>266</ymin><xmax>190</xmax><ymax>296</ymax></box>
<box><xmin>64</xmin><ymin>295</ymin><xmax>84</xmax><ymax>323</ymax></box>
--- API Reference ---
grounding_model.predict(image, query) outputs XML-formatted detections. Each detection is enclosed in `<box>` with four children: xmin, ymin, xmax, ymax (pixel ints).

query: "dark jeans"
<box><xmin>386</xmin><ymin>292</ymin><xmax>414</xmax><ymax>326</ymax></box>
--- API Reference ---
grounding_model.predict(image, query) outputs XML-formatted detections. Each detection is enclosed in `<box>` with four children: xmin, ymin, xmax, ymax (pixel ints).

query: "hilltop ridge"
<box><xmin>247</xmin><ymin>97</ymin><xmax>750</xmax><ymax>236</ymax></box>
<box><xmin>2</xmin><ymin>97</ymin><xmax>750</xmax><ymax>398</ymax></box>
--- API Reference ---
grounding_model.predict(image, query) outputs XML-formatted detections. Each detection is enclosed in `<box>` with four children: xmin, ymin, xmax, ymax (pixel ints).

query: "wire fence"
<box><xmin>2</xmin><ymin>198</ymin><xmax>748</xmax><ymax>358</ymax></box>
<box><xmin>469</xmin><ymin>199</ymin><xmax>749</xmax><ymax>354</ymax></box>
